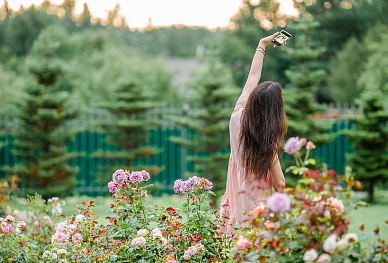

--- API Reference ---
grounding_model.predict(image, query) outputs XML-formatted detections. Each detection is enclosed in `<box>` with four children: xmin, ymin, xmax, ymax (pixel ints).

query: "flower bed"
<box><xmin>0</xmin><ymin>138</ymin><xmax>387</xmax><ymax>262</ymax></box>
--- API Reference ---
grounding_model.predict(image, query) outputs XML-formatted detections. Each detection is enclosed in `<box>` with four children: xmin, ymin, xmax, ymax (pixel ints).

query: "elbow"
<box><xmin>274</xmin><ymin>178</ymin><xmax>286</xmax><ymax>192</ymax></box>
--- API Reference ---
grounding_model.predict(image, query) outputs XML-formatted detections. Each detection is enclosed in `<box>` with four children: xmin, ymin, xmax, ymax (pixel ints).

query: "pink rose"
<box><xmin>131</xmin><ymin>236</ymin><xmax>146</xmax><ymax>246</ymax></box>
<box><xmin>51</xmin><ymin>232</ymin><xmax>68</xmax><ymax>243</ymax></box>
<box><xmin>17</xmin><ymin>221</ymin><xmax>26</xmax><ymax>228</ymax></box>
<box><xmin>317</xmin><ymin>253</ymin><xmax>331</xmax><ymax>263</ymax></box>
<box><xmin>306</xmin><ymin>141</ymin><xmax>316</xmax><ymax>149</ymax></box>
<box><xmin>2</xmin><ymin>225</ymin><xmax>13</xmax><ymax>234</ymax></box>
<box><xmin>141</xmin><ymin>170</ymin><xmax>150</xmax><ymax>181</ymax></box>
<box><xmin>234</xmin><ymin>235</ymin><xmax>252</xmax><ymax>250</ymax></box>
<box><xmin>327</xmin><ymin>197</ymin><xmax>344</xmax><ymax>213</ymax></box>
<box><xmin>300</xmin><ymin>138</ymin><xmax>307</xmax><ymax>145</ymax></box>
<box><xmin>5</xmin><ymin>215</ymin><xmax>15</xmax><ymax>224</ymax></box>
<box><xmin>108</xmin><ymin>181</ymin><xmax>116</xmax><ymax>193</ymax></box>
<box><xmin>34</xmin><ymin>220</ymin><xmax>39</xmax><ymax>227</ymax></box>
<box><xmin>129</xmin><ymin>171</ymin><xmax>143</xmax><ymax>183</ymax></box>
<box><xmin>72</xmin><ymin>233</ymin><xmax>83</xmax><ymax>243</ymax></box>
<box><xmin>112</xmin><ymin>169</ymin><xmax>126</xmax><ymax>184</ymax></box>
<box><xmin>284</xmin><ymin>137</ymin><xmax>302</xmax><ymax>155</ymax></box>
<box><xmin>50</xmin><ymin>253</ymin><xmax>57</xmax><ymax>260</ymax></box>
<box><xmin>267</xmin><ymin>192</ymin><xmax>291</xmax><ymax>213</ymax></box>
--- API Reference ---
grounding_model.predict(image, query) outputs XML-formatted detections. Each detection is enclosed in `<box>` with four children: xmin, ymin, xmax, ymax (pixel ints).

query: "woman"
<box><xmin>220</xmin><ymin>32</ymin><xmax>287</xmax><ymax>232</ymax></box>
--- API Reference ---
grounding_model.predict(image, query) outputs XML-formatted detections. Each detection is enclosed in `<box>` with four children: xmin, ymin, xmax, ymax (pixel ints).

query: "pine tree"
<box><xmin>344</xmin><ymin>89</ymin><xmax>388</xmax><ymax>203</ymax></box>
<box><xmin>76</xmin><ymin>3</ymin><xmax>92</xmax><ymax>28</ymax></box>
<box><xmin>3</xmin><ymin>28</ymin><xmax>79</xmax><ymax>198</ymax></box>
<box><xmin>283</xmin><ymin>13</ymin><xmax>334</xmax><ymax>145</ymax></box>
<box><xmin>169</xmin><ymin>60</ymin><xmax>239</xmax><ymax>203</ymax></box>
<box><xmin>92</xmin><ymin>77</ymin><xmax>162</xmax><ymax>185</ymax></box>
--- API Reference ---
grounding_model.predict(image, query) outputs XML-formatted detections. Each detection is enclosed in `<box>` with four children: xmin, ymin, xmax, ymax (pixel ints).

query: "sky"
<box><xmin>4</xmin><ymin>0</ymin><xmax>298</xmax><ymax>29</ymax></box>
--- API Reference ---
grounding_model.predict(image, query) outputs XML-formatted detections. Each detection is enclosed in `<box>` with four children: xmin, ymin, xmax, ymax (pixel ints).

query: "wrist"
<box><xmin>258</xmin><ymin>40</ymin><xmax>266</xmax><ymax>50</ymax></box>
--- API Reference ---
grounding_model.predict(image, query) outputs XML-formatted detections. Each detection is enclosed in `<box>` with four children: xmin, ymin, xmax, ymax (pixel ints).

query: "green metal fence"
<box><xmin>0</xmin><ymin>105</ymin><xmax>358</xmax><ymax>196</ymax></box>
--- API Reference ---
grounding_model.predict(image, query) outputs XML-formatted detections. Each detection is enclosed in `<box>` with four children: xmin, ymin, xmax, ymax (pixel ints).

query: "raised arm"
<box><xmin>240</xmin><ymin>32</ymin><xmax>281</xmax><ymax>100</ymax></box>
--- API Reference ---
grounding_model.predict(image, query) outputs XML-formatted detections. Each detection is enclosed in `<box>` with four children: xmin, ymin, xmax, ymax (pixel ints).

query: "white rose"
<box><xmin>152</xmin><ymin>228</ymin><xmax>161</xmax><ymax>235</ymax></box>
<box><xmin>343</xmin><ymin>233</ymin><xmax>358</xmax><ymax>244</ymax></box>
<box><xmin>75</xmin><ymin>214</ymin><xmax>85</xmax><ymax>224</ymax></box>
<box><xmin>303</xmin><ymin>249</ymin><xmax>318</xmax><ymax>262</ymax></box>
<box><xmin>131</xmin><ymin>236</ymin><xmax>146</xmax><ymax>247</ymax></box>
<box><xmin>137</xmin><ymin>229</ymin><xmax>148</xmax><ymax>237</ymax></box>
<box><xmin>159</xmin><ymin>237</ymin><xmax>168</xmax><ymax>246</ymax></box>
<box><xmin>57</xmin><ymin>248</ymin><xmax>67</xmax><ymax>255</ymax></box>
<box><xmin>336</xmin><ymin>239</ymin><xmax>348</xmax><ymax>251</ymax></box>
<box><xmin>153</xmin><ymin>231</ymin><xmax>163</xmax><ymax>240</ymax></box>
<box><xmin>323</xmin><ymin>234</ymin><xmax>338</xmax><ymax>253</ymax></box>
<box><xmin>317</xmin><ymin>253</ymin><xmax>331</xmax><ymax>263</ymax></box>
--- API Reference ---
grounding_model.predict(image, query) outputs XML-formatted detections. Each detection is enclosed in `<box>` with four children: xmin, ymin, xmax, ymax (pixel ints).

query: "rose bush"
<box><xmin>1</xmin><ymin>137</ymin><xmax>387</xmax><ymax>262</ymax></box>
<box><xmin>231</xmin><ymin>137</ymin><xmax>388</xmax><ymax>262</ymax></box>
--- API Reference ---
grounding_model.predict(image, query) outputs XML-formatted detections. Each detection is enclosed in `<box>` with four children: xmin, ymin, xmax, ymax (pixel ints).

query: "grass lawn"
<box><xmin>9</xmin><ymin>191</ymin><xmax>388</xmax><ymax>242</ymax></box>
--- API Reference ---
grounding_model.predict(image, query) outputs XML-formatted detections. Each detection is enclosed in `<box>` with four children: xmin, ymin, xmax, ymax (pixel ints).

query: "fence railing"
<box><xmin>0</xmin><ymin>103</ymin><xmax>360</xmax><ymax>196</ymax></box>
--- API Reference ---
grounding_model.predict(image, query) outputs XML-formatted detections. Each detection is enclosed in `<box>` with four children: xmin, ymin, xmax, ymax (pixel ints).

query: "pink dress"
<box><xmin>219</xmin><ymin>96</ymin><xmax>273</xmax><ymax>233</ymax></box>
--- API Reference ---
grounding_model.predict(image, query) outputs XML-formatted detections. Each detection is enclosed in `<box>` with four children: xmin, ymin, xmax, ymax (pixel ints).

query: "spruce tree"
<box><xmin>4</xmin><ymin>28</ymin><xmax>79</xmax><ymax>197</ymax></box>
<box><xmin>283</xmin><ymin>14</ymin><xmax>334</xmax><ymax>145</ymax></box>
<box><xmin>92</xmin><ymin>77</ymin><xmax>162</xmax><ymax>185</ymax></box>
<box><xmin>344</xmin><ymin>88</ymin><xmax>388</xmax><ymax>203</ymax></box>
<box><xmin>169</xmin><ymin>60</ymin><xmax>239</xmax><ymax>203</ymax></box>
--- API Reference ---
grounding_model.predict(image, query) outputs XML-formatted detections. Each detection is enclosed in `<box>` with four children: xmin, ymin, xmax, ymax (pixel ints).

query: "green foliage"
<box><xmin>92</xmin><ymin>77</ymin><xmax>162</xmax><ymax>185</ymax></box>
<box><xmin>3</xmin><ymin>27</ymin><xmax>79</xmax><ymax>197</ymax></box>
<box><xmin>327</xmin><ymin>37</ymin><xmax>368</xmax><ymax>103</ymax></box>
<box><xmin>358</xmin><ymin>25</ymin><xmax>388</xmax><ymax>94</ymax></box>
<box><xmin>344</xmin><ymin>88</ymin><xmax>388</xmax><ymax>203</ymax></box>
<box><xmin>283</xmin><ymin>13</ymin><xmax>334</xmax><ymax>145</ymax></box>
<box><xmin>169</xmin><ymin>59</ymin><xmax>239</xmax><ymax>202</ymax></box>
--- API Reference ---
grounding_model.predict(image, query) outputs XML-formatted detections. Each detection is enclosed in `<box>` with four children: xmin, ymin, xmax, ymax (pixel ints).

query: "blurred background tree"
<box><xmin>344</xmin><ymin>88</ymin><xmax>388</xmax><ymax>203</ymax></box>
<box><xmin>2</xmin><ymin>27</ymin><xmax>79</xmax><ymax>198</ymax></box>
<box><xmin>169</xmin><ymin>59</ymin><xmax>239</xmax><ymax>202</ymax></box>
<box><xmin>92</xmin><ymin>77</ymin><xmax>162</xmax><ymax>185</ymax></box>
<box><xmin>282</xmin><ymin>14</ymin><xmax>333</xmax><ymax>145</ymax></box>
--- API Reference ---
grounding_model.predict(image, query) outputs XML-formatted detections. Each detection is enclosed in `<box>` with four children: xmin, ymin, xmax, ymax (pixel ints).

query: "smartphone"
<box><xmin>272</xmin><ymin>30</ymin><xmax>292</xmax><ymax>46</ymax></box>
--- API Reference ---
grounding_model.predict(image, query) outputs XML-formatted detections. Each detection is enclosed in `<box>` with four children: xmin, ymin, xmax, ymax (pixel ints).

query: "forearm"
<box><xmin>248</xmin><ymin>41</ymin><xmax>266</xmax><ymax>79</ymax></box>
<box><xmin>270</xmin><ymin>157</ymin><xmax>286</xmax><ymax>192</ymax></box>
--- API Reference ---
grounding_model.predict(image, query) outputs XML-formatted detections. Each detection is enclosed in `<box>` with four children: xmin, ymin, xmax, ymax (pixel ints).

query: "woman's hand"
<box><xmin>258</xmin><ymin>32</ymin><xmax>286</xmax><ymax>49</ymax></box>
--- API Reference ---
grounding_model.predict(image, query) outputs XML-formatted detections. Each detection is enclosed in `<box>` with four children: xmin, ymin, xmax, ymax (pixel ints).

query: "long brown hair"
<box><xmin>239</xmin><ymin>81</ymin><xmax>287</xmax><ymax>181</ymax></box>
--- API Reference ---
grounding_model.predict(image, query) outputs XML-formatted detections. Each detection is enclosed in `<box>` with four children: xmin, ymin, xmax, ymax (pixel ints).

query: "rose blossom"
<box><xmin>141</xmin><ymin>170</ymin><xmax>150</xmax><ymax>181</ymax></box>
<box><xmin>317</xmin><ymin>253</ymin><xmax>331</xmax><ymax>263</ymax></box>
<box><xmin>306</xmin><ymin>141</ymin><xmax>316</xmax><ymax>149</ymax></box>
<box><xmin>205</xmin><ymin>181</ymin><xmax>213</xmax><ymax>190</ymax></box>
<box><xmin>195</xmin><ymin>243</ymin><xmax>205</xmax><ymax>252</ymax></box>
<box><xmin>173</xmin><ymin>180</ymin><xmax>183</xmax><ymax>193</ymax></box>
<box><xmin>50</xmin><ymin>253</ymin><xmax>57</xmax><ymax>260</ymax></box>
<box><xmin>34</xmin><ymin>220</ymin><xmax>39</xmax><ymax>226</ymax></box>
<box><xmin>303</xmin><ymin>249</ymin><xmax>318</xmax><ymax>262</ymax></box>
<box><xmin>284</xmin><ymin>137</ymin><xmax>302</xmax><ymax>155</ymax></box>
<box><xmin>186</xmin><ymin>176</ymin><xmax>200</xmax><ymax>188</ymax></box>
<box><xmin>166</xmin><ymin>261</ymin><xmax>180</xmax><ymax>263</ymax></box>
<box><xmin>108</xmin><ymin>181</ymin><xmax>116</xmax><ymax>193</ymax></box>
<box><xmin>152</xmin><ymin>228</ymin><xmax>161</xmax><ymax>235</ymax></box>
<box><xmin>55</xmin><ymin>221</ymin><xmax>68</xmax><ymax>232</ymax></box>
<box><xmin>129</xmin><ymin>171</ymin><xmax>143</xmax><ymax>183</ymax></box>
<box><xmin>266</xmin><ymin>192</ymin><xmax>291</xmax><ymax>213</ymax></box>
<box><xmin>323</xmin><ymin>234</ymin><xmax>339</xmax><ymax>253</ymax></box>
<box><xmin>343</xmin><ymin>233</ymin><xmax>358</xmax><ymax>243</ymax></box>
<box><xmin>183</xmin><ymin>246</ymin><xmax>198</xmax><ymax>260</ymax></box>
<box><xmin>72</xmin><ymin>233</ymin><xmax>83</xmax><ymax>243</ymax></box>
<box><xmin>181</xmin><ymin>181</ymin><xmax>193</xmax><ymax>194</ymax></box>
<box><xmin>51</xmin><ymin>232</ymin><xmax>68</xmax><ymax>244</ymax></box>
<box><xmin>336</xmin><ymin>239</ymin><xmax>348</xmax><ymax>251</ymax></box>
<box><xmin>112</xmin><ymin>169</ymin><xmax>126</xmax><ymax>184</ymax></box>
<box><xmin>5</xmin><ymin>215</ymin><xmax>15</xmax><ymax>224</ymax></box>
<box><xmin>2</xmin><ymin>225</ymin><xmax>13</xmax><ymax>234</ymax></box>
<box><xmin>75</xmin><ymin>214</ymin><xmax>85</xmax><ymax>224</ymax></box>
<box><xmin>131</xmin><ymin>236</ymin><xmax>146</xmax><ymax>247</ymax></box>
<box><xmin>327</xmin><ymin>197</ymin><xmax>344</xmax><ymax>213</ymax></box>
<box><xmin>42</xmin><ymin>250</ymin><xmax>51</xmax><ymax>258</ymax></box>
<box><xmin>137</xmin><ymin>229</ymin><xmax>148</xmax><ymax>237</ymax></box>
<box><xmin>17</xmin><ymin>221</ymin><xmax>26</xmax><ymax>228</ymax></box>
<box><xmin>57</xmin><ymin>248</ymin><xmax>67</xmax><ymax>255</ymax></box>
<box><xmin>234</xmin><ymin>235</ymin><xmax>252</xmax><ymax>250</ymax></box>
